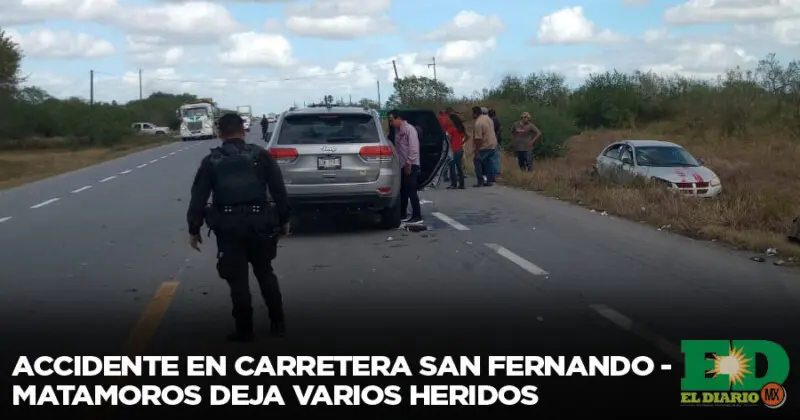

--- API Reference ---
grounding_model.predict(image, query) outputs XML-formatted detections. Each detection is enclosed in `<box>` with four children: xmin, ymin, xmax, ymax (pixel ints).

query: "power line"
<box><xmin>96</xmin><ymin>61</ymin><xmax>394</xmax><ymax>85</ymax></box>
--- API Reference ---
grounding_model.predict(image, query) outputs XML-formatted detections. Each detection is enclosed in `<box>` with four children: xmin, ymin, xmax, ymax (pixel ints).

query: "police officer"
<box><xmin>186</xmin><ymin>112</ymin><xmax>290</xmax><ymax>342</ymax></box>
<box><xmin>260</xmin><ymin>114</ymin><xmax>269</xmax><ymax>141</ymax></box>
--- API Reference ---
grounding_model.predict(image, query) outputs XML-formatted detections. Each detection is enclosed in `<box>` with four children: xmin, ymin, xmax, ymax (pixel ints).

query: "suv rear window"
<box><xmin>276</xmin><ymin>114</ymin><xmax>380</xmax><ymax>145</ymax></box>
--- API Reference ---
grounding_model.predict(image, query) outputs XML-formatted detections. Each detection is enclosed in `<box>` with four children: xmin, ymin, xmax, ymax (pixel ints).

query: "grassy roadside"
<box><xmin>459</xmin><ymin>128</ymin><xmax>800</xmax><ymax>266</ymax></box>
<box><xmin>0</xmin><ymin>136</ymin><xmax>176</xmax><ymax>190</ymax></box>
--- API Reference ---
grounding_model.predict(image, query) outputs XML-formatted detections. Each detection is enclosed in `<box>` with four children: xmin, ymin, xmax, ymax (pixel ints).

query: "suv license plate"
<box><xmin>318</xmin><ymin>157</ymin><xmax>341</xmax><ymax>170</ymax></box>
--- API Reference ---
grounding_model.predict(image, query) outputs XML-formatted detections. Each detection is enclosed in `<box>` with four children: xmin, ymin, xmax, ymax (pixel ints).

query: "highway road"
<box><xmin>1</xmin><ymin>127</ymin><xmax>799</xmax><ymax>417</ymax></box>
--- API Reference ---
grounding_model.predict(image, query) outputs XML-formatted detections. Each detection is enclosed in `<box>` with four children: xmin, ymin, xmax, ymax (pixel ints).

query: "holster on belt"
<box><xmin>203</xmin><ymin>204</ymin><xmax>221</xmax><ymax>237</ymax></box>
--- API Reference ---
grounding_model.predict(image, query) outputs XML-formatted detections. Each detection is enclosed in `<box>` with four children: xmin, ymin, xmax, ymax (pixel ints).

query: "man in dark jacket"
<box><xmin>186</xmin><ymin>113</ymin><xmax>291</xmax><ymax>342</ymax></box>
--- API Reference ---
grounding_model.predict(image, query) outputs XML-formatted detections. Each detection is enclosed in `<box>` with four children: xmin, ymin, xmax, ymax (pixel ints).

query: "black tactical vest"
<box><xmin>209</xmin><ymin>142</ymin><xmax>268</xmax><ymax>206</ymax></box>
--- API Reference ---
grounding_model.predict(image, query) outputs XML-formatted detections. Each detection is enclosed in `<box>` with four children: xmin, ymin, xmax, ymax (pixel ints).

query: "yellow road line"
<box><xmin>88</xmin><ymin>280</ymin><xmax>180</xmax><ymax>419</ymax></box>
<box><xmin>120</xmin><ymin>281</ymin><xmax>180</xmax><ymax>356</ymax></box>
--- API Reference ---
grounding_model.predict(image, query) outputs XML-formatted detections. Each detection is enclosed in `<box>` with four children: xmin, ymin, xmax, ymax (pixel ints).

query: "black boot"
<box><xmin>270</xmin><ymin>319</ymin><xmax>286</xmax><ymax>337</ymax></box>
<box><xmin>228</xmin><ymin>317</ymin><xmax>255</xmax><ymax>342</ymax></box>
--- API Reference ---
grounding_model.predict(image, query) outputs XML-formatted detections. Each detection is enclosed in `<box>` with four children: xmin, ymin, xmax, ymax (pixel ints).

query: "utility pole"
<box><xmin>427</xmin><ymin>56</ymin><xmax>437</xmax><ymax>81</ymax></box>
<box><xmin>377</xmin><ymin>80</ymin><xmax>381</xmax><ymax>108</ymax></box>
<box><xmin>349</xmin><ymin>94</ymin><xmax>352</xmax><ymax>105</ymax></box>
<box><xmin>391</xmin><ymin>60</ymin><xmax>401</xmax><ymax>104</ymax></box>
<box><xmin>138</xmin><ymin>69</ymin><xmax>143</xmax><ymax>100</ymax></box>
<box><xmin>89</xmin><ymin>70</ymin><xmax>94</xmax><ymax>106</ymax></box>
<box><xmin>89</xmin><ymin>70</ymin><xmax>95</xmax><ymax>143</ymax></box>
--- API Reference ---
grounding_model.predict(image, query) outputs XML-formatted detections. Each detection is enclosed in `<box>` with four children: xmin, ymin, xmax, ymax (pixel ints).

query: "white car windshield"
<box><xmin>182</xmin><ymin>107</ymin><xmax>208</xmax><ymax>117</ymax></box>
<box><xmin>635</xmin><ymin>146</ymin><xmax>700</xmax><ymax>167</ymax></box>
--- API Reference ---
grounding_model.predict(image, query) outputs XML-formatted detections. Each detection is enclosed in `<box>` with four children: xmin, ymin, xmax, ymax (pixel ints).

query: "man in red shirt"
<box><xmin>444</xmin><ymin>109</ymin><xmax>466</xmax><ymax>189</ymax></box>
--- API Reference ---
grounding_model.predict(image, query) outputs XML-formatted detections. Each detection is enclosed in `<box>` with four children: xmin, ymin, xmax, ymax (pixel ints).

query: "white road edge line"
<box><xmin>136</xmin><ymin>163</ymin><xmax>148</xmax><ymax>169</ymax></box>
<box><xmin>485</xmin><ymin>243</ymin><xmax>548</xmax><ymax>276</ymax></box>
<box><xmin>72</xmin><ymin>186</ymin><xmax>92</xmax><ymax>193</ymax></box>
<box><xmin>99</xmin><ymin>176</ymin><xmax>116</xmax><ymax>183</ymax></box>
<box><xmin>0</xmin><ymin>216</ymin><xmax>11</xmax><ymax>223</ymax></box>
<box><xmin>30</xmin><ymin>198</ymin><xmax>60</xmax><ymax>209</ymax></box>
<box><xmin>588</xmin><ymin>304</ymin><xmax>682</xmax><ymax>362</ymax></box>
<box><xmin>120</xmin><ymin>169</ymin><xmax>132</xmax><ymax>175</ymax></box>
<box><xmin>149</xmin><ymin>159</ymin><xmax>158</xmax><ymax>164</ymax></box>
<box><xmin>433</xmin><ymin>212</ymin><xmax>470</xmax><ymax>231</ymax></box>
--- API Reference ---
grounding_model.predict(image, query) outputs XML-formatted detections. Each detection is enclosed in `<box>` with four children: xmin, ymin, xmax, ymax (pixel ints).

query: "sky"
<box><xmin>2</xmin><ymin>0</ymin><xmax>799</xmax><ymax>114</ymax></box>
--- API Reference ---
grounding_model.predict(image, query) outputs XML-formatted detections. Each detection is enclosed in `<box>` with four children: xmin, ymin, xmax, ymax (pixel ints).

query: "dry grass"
<box><xmin>0</xmin><ymin>136</ymin><xmax>176</xmax><ymax>190</ymax></box>
<box><xmin>462</xmin><ymin>128</ymin><xmax>800</xmax><ymax>262</ymax></box>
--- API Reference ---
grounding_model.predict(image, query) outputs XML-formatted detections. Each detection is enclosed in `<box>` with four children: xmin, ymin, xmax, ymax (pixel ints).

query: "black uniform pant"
<box><xmin>215</xmin><ymin>227</ymin><xmax>283</xmax><ymax>331</ymax></box>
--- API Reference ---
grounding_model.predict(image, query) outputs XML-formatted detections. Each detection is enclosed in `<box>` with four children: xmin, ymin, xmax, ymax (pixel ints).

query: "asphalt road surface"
<box><xmin>1</xmin><ymin>127</ymin><xmax>799</xmax><ymax>417</ymax></box>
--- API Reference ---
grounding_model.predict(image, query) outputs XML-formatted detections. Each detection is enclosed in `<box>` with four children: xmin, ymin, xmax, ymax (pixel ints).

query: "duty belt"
<box><xmin>219</xmin><ymin>204</ymin><xmax>266</xmax><ymax>214</ymax></box>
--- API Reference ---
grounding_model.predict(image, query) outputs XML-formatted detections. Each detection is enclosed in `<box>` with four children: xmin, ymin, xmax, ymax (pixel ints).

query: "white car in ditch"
<box><xmin>593</xmin><ymin>140</ymin><xmax>722</xmax><ymax>198</ymax></box>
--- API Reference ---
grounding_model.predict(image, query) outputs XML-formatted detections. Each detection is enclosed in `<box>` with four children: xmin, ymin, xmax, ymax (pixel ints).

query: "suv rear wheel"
<box><xmin>379</xmin><ymin>202</ymin><xmax>402</xmax><ymax>229</ymax></box>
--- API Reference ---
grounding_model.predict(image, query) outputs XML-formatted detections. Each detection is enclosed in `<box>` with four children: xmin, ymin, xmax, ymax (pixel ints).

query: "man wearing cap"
<box><xmin>510</xmin><ymin>112</ymin><xmax>541</xmax><ymax>172</ymax></box>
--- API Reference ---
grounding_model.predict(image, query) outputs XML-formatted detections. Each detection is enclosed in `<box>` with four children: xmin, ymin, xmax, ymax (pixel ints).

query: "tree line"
<box><xmin>385</xmin><ymin>54</ymin><xmax>800</xmax><ymax>158</ymax></box>
<box><xmin>0</xmin><ymin>28</ymin><xmax>204</xmax><ymax>149</ymax></box>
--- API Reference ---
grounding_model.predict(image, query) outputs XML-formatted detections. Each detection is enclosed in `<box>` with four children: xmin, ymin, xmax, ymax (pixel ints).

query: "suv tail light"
<box><xmin>269</xmin><ymin>147</ymin><xmax>298</xmax><ymax>163</ymax></box>
<box><xmin>359</xmin><ymin>145</ymin><xmax>393</xmax><ymax>162</ymax></box>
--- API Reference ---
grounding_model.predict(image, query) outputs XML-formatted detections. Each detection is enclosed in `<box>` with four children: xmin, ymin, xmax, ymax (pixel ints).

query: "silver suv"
<box><xmin>266</xmin><ymin>106</ymin><xmax>448</xmax><ymax>229</ymax></box>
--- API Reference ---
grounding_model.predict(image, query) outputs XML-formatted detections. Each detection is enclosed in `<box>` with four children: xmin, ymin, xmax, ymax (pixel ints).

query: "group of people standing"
<box><xmin>438</xmin><ymin>107</ymin><xmax>542</xmax><ymax>189</ymax></box>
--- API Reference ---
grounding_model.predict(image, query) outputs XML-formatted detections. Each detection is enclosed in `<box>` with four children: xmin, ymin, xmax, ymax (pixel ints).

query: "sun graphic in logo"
<box><xmin>706</xmin><ymin>345</ymin><xmax>753</xmax><ymax>386</ymax></box>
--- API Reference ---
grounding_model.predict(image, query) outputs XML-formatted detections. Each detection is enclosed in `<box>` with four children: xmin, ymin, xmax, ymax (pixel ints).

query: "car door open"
<box><xmin>392</xmin><ymin>110</ymin><xmax>450</xmax><ymax>191</ymax></box>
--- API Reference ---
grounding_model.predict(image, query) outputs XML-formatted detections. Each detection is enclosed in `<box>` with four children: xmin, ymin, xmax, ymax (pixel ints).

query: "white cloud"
<box><xmin>125</xmin><ymin>36</ymin><xmax>187</xmax><ymax>67</ymax></box>
<box><xmin>535</xmin><ymin>7</ymin><xmax>627</xmax><ymax>45</ymax></box>
<box><xmin>771</xmin><ymin>19</ymin><xmax>800</xmax><ymax>44</ymax></box>
<box><xmin>0</xmin><ymin>0</ymin><xmax>118</xmax><ymax>25</ymax></box>
<box><xmin>664</xmin><ymin>0</ymin><xmax>800</xmax><ymax>25</ymax></box>
<box><xmin>118</xmin><ymin>2</ymin><xmax>241</xmax><ymax>41</ymax></box>
<box><xmin>284</xmin><ymin>0</ymin><xmax>395</xmax><ymax>39</ymax></box>
<box><xmin>734</xmin><ymin>19</ymin><xmax>800</xmax><ymax>46</ymax></box>
<box><xmin>217</xmin><ymin>32</ymin><xmax>297</xmax><ymax>68</ymax></box>
<box><xmin>436</xmin><ymin>39</ymin><xmax>497</xmax><ymax>66</ymax></box>
<box><xmin>1</xmin><ymin>1</ymin><xmax>241</xmax><ymax>42</ymax></box>
<box><xmin>646</xmin><ymin>41</ymin><xmax>758</xmax><ymax>78</ymax></box>
<box><xmin>424</xmin><ymin>11</ymin><xmax>504</xmax><ymax>42</ymax></box>
<box><xmin>546</xmin><ymin>33</ymin><xmax>762</xmax><ymax>87</ymax></box>
<box><xmin>7</xmin><ymin>28</ymin><xmax>115</xmax><ymax>59</ymax></box>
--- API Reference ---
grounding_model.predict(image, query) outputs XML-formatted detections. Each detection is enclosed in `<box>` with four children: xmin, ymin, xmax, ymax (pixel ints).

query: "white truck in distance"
<box><xmin>237</xmin><ymin>105</ymin><xmax>252</xmax><ymax>132</ymax></box>
<box><xmin>177</xmin><ymin>99</ymin><xmax>220</xmax><ymax>141</ymax></box>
